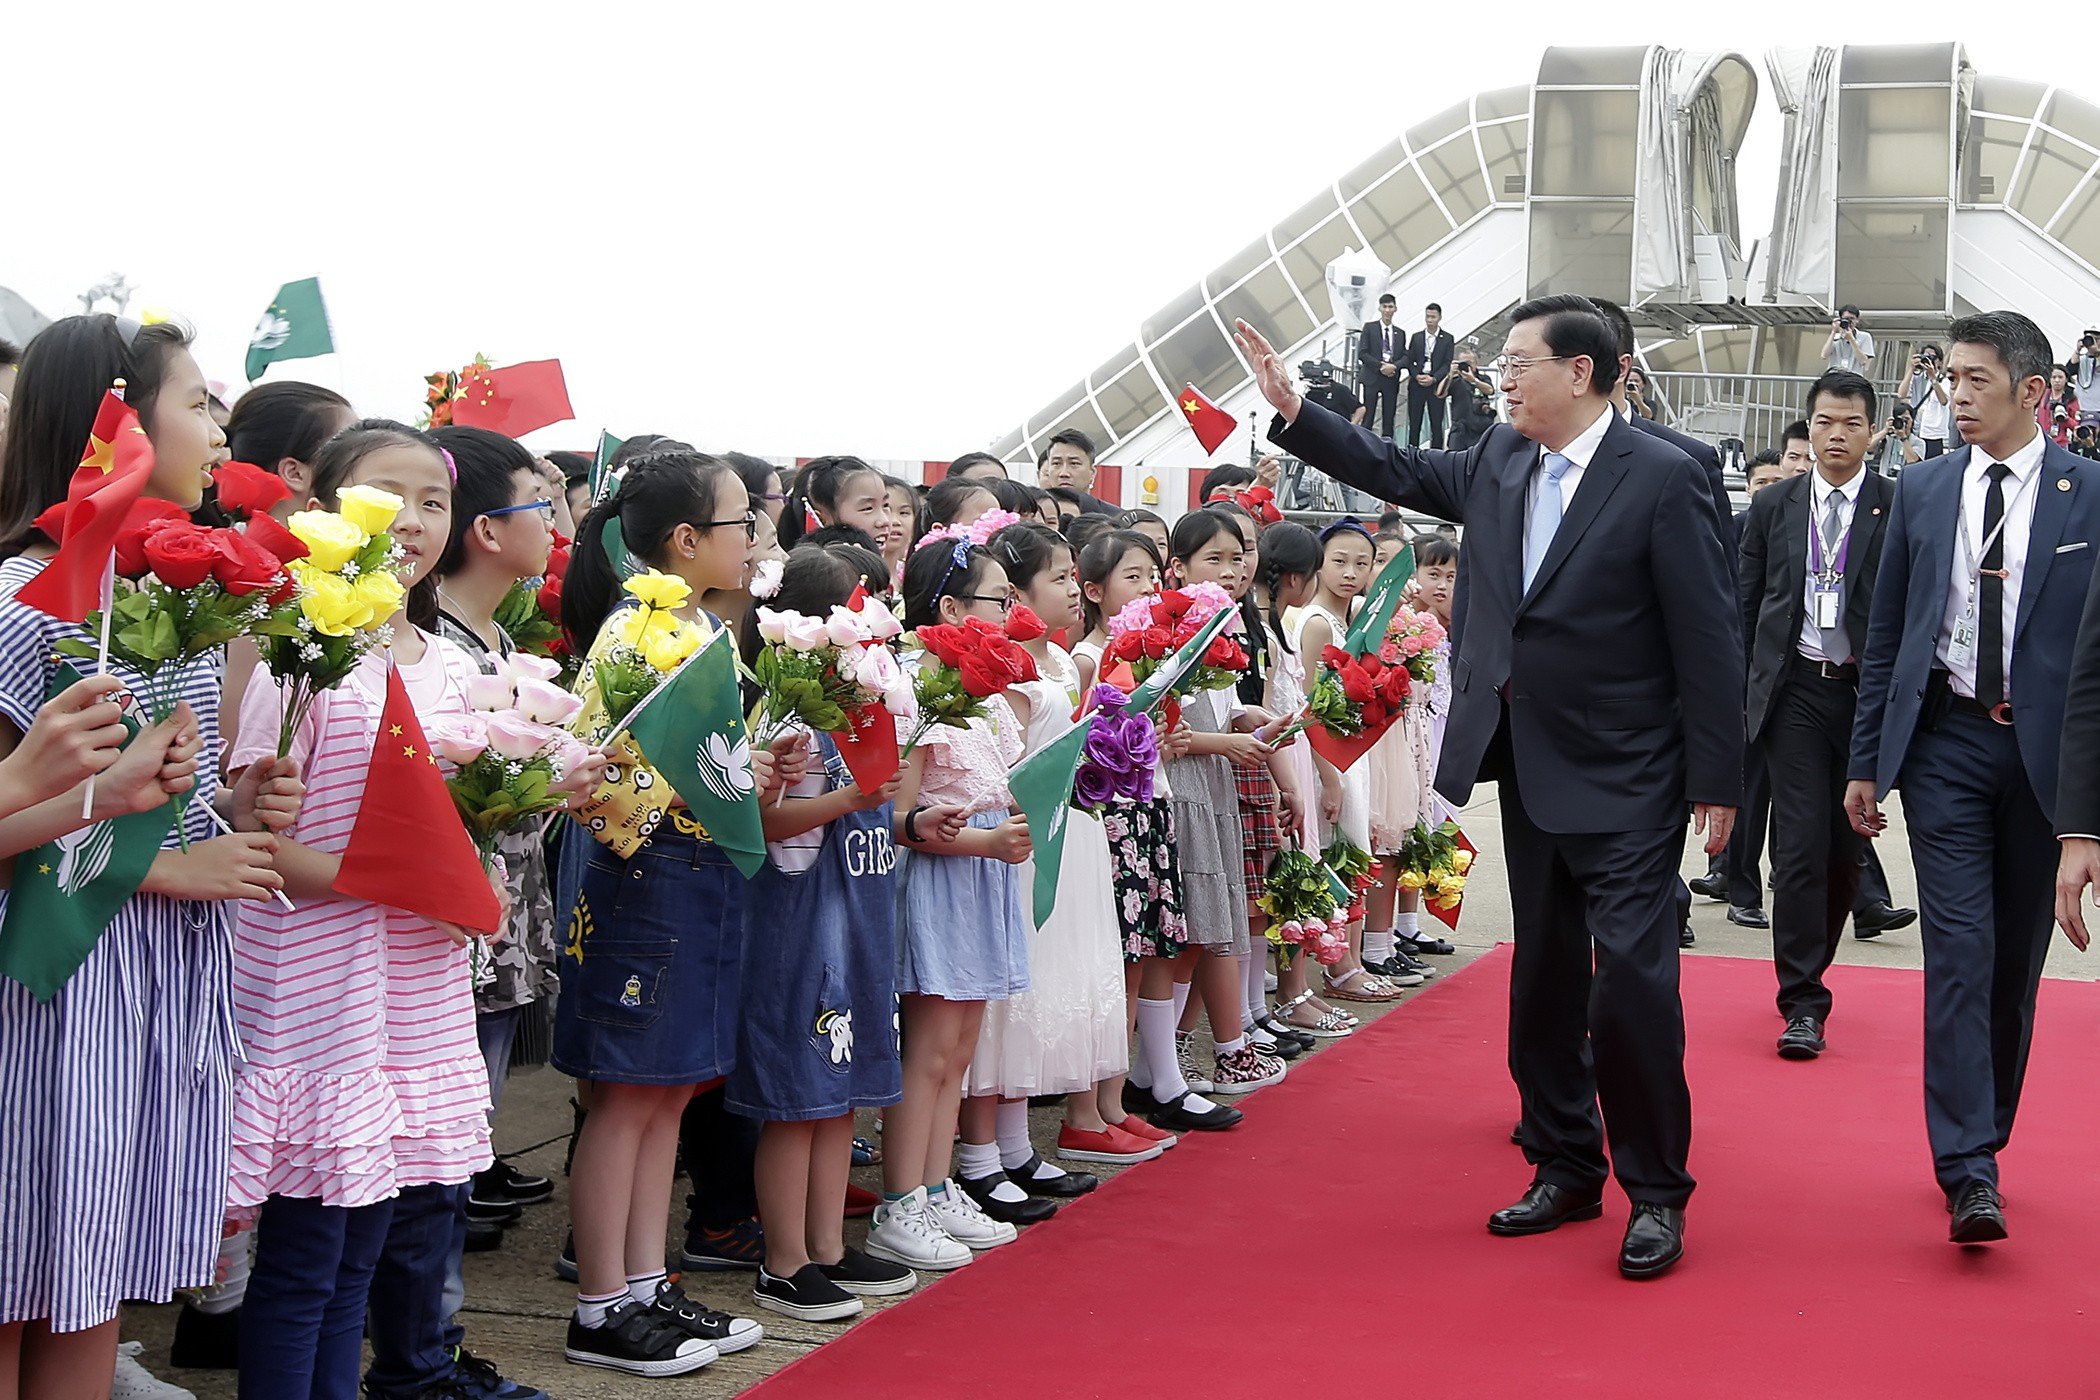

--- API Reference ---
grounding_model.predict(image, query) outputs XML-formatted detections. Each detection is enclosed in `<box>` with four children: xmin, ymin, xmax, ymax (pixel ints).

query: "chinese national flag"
<box><xmin>332</xmin><ymin>666</ymin><xmax>504</xmax><ymax>932</ymax></box>
<box><xmin>1176</xmin><ymin>383</ymin><xmax>1236</xmax><ymax>455</ymax></box>
<box><xmin>829</xmin><ymin>703</ymin><xmax>900</xmax><ymax>794</ymax></box>
<box><xmin>450</xmin><ymin>359</ymin><xmax>575</xmax><ymax>438</ymax></box>
<box><xmin>16</xmin><ymin>391</ymin><xmax>155</xmax><ymax>621</ymax></box>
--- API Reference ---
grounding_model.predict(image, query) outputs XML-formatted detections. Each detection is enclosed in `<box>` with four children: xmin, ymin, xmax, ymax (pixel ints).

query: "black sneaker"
<box><xmin>647</xmin><ymin>1280</ymin><xmax>763</xmax><ymax>1353</ymax></box>
<box><xmin>680</xmin><ymin>1215</ymin><xmax>765</xmax><ymax>1271</ymax></box>
<box><xmin>564</xmin><ymin>1298</ymin><xmax>716</xmax><ymax>1378</ymax></box>
<box><xmin>483</xmin><ymin>1158</ymin><xmax>554</xmax><ymax>1205</ymax></box>
<box><xmin>816</xmin><ymin>1246</ymin><xmax>917</xmax><ymax>1298</ymax></box>
<box><xmin>464</xmin><ymin>1189</ymin><xmax>521</xmax><ymax>1225</ymax></box>
<box><xmin>554</xmin><ymin>1231</ymin><xmax>577</xmax><ymax>1283</ymax></box>
<box><xmin>754</xmin><ymin>1263</ymin><xmax>864</xmax><ymax>1322</ymax></box>
<box><xmin>464</xmin><ymin>1217</ymin><xmax>505</xmax><ymax>1254</ymax></box>
<box><xmin>450</xmin><ymin>1344</ymin><xmax>550</xmax><ymax>1398</ymax></box>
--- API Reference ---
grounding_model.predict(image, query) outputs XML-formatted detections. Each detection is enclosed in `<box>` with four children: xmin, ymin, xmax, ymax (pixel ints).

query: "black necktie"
<box><xmin>1977</xmin><ymin>462</ymin><xmax>2011</xmax><ymax>707</ymax></box>
<box><xmin>1383</xmin><ymin>326</ymin><xmax>1392</xmax><ymax>356</ymax></box>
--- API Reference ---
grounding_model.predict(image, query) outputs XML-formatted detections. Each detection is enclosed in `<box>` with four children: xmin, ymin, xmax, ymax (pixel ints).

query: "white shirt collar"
<box><xmin>1976</xmin><ymin>427</ymin><xmax>2047</xmax><ymax>483</ymax></box>
<box><xmin>1551</xmin><ymin>403</ymin><xmax>1616</xmax><ymax>471</ymax></box>
<box><xmin>1810</xmin><ymin>466</ymin><xmax>1867</xmax><ymax>507</ymax></box>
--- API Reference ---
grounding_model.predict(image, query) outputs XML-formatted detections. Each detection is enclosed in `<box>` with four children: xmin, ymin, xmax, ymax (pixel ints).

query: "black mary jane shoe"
<box><xmin>1007</xmin><ymin>1151</ymin><xmax>1098</xmax><ymax>1198</ymax></box>
<box><xmin>956</xmin><ymin>1170</ymin><xmax>1059</xmax><ymax>1224</ymax></box>
<box><xmin>1403</xmin><ymin>932</ymin><xmax>1457</xmax><ymax>956</ymax></box>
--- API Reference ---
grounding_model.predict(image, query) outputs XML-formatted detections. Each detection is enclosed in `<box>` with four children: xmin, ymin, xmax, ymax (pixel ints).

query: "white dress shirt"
<box><xmin>1798</xmin><ymin>466</ymin><xmax>1866</xmax><ymax>662</ymax></box>
<box><xmin>1936</xmin><ymin>428</ymin><xmax>2047</xmax><ymax>698</ymax></box>
<box><xmin>1526</xmin><ymin>402</ymin><xmax>1615</xmax><ymax>521</ymax></box>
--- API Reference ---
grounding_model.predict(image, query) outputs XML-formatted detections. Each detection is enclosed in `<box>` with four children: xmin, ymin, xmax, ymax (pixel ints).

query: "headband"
<box><xmin>439</xmin><ymin>447</ymin><xmax>458</xmax><ymax>483</ymax></box>
<box><xmin>1318</xmin><ymin>515</ymin><xmax>1374</xmax><ymax>546</ymax></box>
<box><xmin>930</xmin><ymin>539</ymin><xmax>974</xmax><ymax>604</ymax></box>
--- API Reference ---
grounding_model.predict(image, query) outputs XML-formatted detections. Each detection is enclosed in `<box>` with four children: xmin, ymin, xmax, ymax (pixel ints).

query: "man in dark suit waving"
<box><xmin>1235</xmin><ymin>298</ymin><xmax>1741</xmax><ymax>1280</ymax></box>
<box><xmin>1358</xmin><ymin>292</ymin><xmax>1404</xmax><ymax>438</ymax></box>
<box><xmin>1847</xmin><ymin>311</ymin><xmax>2100</xmax><ymax>1245</ymax></box>
<box><xmin>1739</xmin><ymin>370</ymin><xmax>1894</xmax><ymax>1058</ymax></box>
<box><xmin>1407</xmin><ymin>303</ymin><xmax>1457</xmax><ymax>447</ymax></box>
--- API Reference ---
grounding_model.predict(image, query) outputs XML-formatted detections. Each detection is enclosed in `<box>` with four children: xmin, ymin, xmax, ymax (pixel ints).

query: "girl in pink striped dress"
<box><xmin>228</xmin><ymin>420</ymin><xmax>501</xmax><ymax>1400</ymax></box>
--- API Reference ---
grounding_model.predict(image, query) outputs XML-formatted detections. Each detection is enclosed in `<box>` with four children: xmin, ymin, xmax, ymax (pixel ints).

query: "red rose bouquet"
<box><xmin>1104</xmin><ymin>581</ymin><xmax>1248</xmax><ymax>700</ymax></box>
<box><xmin>900</xmin><ymin>615</ymin><xmax>1037</xmax><ymax>755</ymax></box>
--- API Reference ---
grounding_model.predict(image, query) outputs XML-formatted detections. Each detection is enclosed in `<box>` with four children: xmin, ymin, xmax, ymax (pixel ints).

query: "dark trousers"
<box><xmin>1501</xmin><ymin>770</ymin><xmax>1695</xmax><ymax>1207</ymax></box>
<box><xmin>1900</xmin><ymin>711</ymin><xmax>2056</xmax><ymax>1195</ymax></box>
<box><xmin>1709</xmin><ymin>736</ymin><xmax>1770</xmax><ymax>906</ymax></box>
<box><xmin>241</xmin><ymin>1195</ymin><xmax>394</xmax><ymax>1400</ymax></box>
<box><xmin>1408</xmin><ymin>381</ymin><xmax>1447</xmax><ymax>448</ymax></box>
<box><xmin>1763</xmin><ymin>673</ymin><xmax>1864</xmax><ymax>1020</ymax></box>
<box><xmin>365</xmin><ymin>1183</ymin><xmax>470</xmax><ymax>1397</ymax></box>
<box><xmin>681</xmin><ymin>1083</ymin><xmax>761</xmax><ymax>1232</ymax></box>
<box><xmin>1364</xmin><ymin>372</ymin><xmax>1400</xmax><ymax>439</ymax></box>
<box><xmin>1858</xmin><ymin>842</ymin><xmax>1893</xmax><ymax>908</ymax></box>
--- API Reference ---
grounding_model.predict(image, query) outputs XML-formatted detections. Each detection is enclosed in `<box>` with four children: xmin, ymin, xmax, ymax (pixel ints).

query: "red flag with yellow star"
<box><xmin>331</xmin><ymin>665</ymin><xmax>503</xmax><ymax>931</ymax></box>
<box><xmin>16</xmin><ymin>390</ymin><xmax>155</xmax><ymax>621</ymax></box>
<box><xmin>1176</xmin><ymin>383</ymin><xmax>1237</xmax><ymax>455</ymax></box>
<box><xmin>450</xmin><ymin>359</ymin><xmax>574</xmax><ymax>438</ymax></box>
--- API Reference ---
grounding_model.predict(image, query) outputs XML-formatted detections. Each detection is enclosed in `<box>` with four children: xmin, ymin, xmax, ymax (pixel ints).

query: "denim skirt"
<box><xmin>551</xmin><ymin>821</ymin><xmax>744</xmax><ymax>1086</ymax></box>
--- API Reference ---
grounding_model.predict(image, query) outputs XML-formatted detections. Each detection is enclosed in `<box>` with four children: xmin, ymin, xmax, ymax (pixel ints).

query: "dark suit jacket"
<box><xmin>2055</xmin><ymin>534</ymin><xmax>2100</xmax><ymax>835</ymax></box>
<box><xmin>1737</xmin><ymin>470</ymin><xmax>1894</xmax><ymax>741</ymax></box>
<box><xmin>1631</xmin><ymin>414</ymin><xmax>1734</xmax><ymax>550</ymax></box>
<box><xmin>1849</xmin><ymin>440</ymin><xmax>2100</xmax><ymax>823</ymax></box>
<box><xmin>1269</xmin><ymin>401</ymin><xmax>1742</xmax><ymax>834</ymax></box>
<box><xmin>1358</xmin><ymin>320</ymin><xmax>1403</xmax><ymax>385</ymax></box>
<box><xmin>1407</xmin><ymin>329</ymin><xmax>1455</xmax><ymax>382</ymax></box>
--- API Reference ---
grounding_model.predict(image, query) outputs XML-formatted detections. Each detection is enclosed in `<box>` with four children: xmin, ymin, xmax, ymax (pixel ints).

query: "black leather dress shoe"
<box><xmin>1948</xmin><ymin>1181</ymin><xmax>2008</xmax><ymax>1243</ymax></box>
<box><xmin>1777</xmin><ymin>1016</ymin><xmax>1826</xmax><ymax>1059</ymax></box>
<box><xmin>1726</xmin><ymin>905</ymin><xmax>1769</xmax><ymax>929</ymax></box>
<box><xmin>1619</xmin><ymin>1203</ymin><xmax>1685</xmax><ymax>1278</ymax></box>
<box><xmin>1509</xmin><ymin>1122</ymin><xmax>1523</xmax><ymax>1145</ymax></box>
<box><xmin>1679</xmin><ymin>923</ymin><xmax>1696</xmax><ymax>949</ymax></box>
<box><xmin>1487</xmin><ymin>1180</ymin><xmax>1605</xmax><ymax>1236</ymax></box>
<box><xmin>1688</xmin><ymin>872</ymin><xmax>1728</xmax><ymax>902</ymax></box>
<box><xmin>1854</xmin><ymin>902</ymin><xmax>1919</xmax><ymax>939</ymax></box>
<box><xmin>957</xmin><ymin>1170</ymin><xmax>1059</xmax><ymax>1224</ymax></box>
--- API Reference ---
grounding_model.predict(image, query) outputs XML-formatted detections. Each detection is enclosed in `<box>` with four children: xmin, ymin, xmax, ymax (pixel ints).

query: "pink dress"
<box><xmin>227</xmin><ymin>637</ymin><xmax>493</xmax><ymax>1209</ymax></box>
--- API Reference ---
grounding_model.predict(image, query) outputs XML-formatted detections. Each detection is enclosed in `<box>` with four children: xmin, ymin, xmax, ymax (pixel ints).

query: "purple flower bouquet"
<box><xmin>1073</xmin><ymin>684</ymin><xmax>1158</xmax><ymax>814</ymax></box>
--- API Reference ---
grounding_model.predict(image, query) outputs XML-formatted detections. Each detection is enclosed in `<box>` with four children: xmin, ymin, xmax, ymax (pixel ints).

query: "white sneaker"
<box><xmin>112</xmin><ymin>1343</ymin><xmax>197</xmax><ymax>1400</ymax></box>
<box><xmin>864</xmin><ymin>1187</ymin><xmax>973</xmax><ymax>1271</ymax></box>
<box><xmin>925</xmin><ymin>1179</ymin><xmax>1019</xmax><ymax>1248</ymax></box>
<box><xmin>1264</xmin><ymin>968</ymin><xmax>1279</xmax><ymax>992</ymax></box>
<box><xmin>1175</xmin><ymin>1031</ymin><xmax>1214</xmax><ymax>1095</ymax></box>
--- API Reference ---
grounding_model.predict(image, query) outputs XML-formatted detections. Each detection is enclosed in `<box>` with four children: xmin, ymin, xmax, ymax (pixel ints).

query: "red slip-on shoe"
<box><xmin>1055</xmin><ymin>1121</ymin><xmax>1164</xmax><ymax>1166</ymax></box>
<box><xmin>1109</xmin><ymin>1115</ymin><xmax>1178</xmax><ymax>1149</ymax></box>
<box><xmin>844</xmin><ymin>1184</ymin><xmax>880</xmax><ymax>1219</ymax></box>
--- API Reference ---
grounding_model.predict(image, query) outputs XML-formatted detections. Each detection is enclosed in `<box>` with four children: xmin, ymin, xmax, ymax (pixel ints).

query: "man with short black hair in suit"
<box><xmin>1847</xmin><ymin>310</ymin><xmax>2100</xmax><ymax>1245</ymax></box>
<box><xmin>1407</xmin><ymin>304</ymin><xmax>1457</xmax><ymax>448</ymax></box>
<box><xmin>1359</xmin><ymin>293</ymin><xmax>1403</xmax><ymax>438</ymax></box>
<box><xmin>1739</xmin><ymin>370</ymin><xmax>1895</xmax><ymax>1059</ymax></box>
<box><xmin>1236</xmin><ymin>297</ymin><xmax>1741</xmax><ymax>1280</ymax></box>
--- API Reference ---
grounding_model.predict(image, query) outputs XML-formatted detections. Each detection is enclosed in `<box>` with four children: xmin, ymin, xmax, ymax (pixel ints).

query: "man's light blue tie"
<box><xmin>1522</xmin><ymin>451</ymin><xmax>1572</xmax><ymax>592</ymax></box>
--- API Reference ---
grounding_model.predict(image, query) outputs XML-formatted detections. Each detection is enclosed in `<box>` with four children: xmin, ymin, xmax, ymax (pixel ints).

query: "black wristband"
<box><xmin>903</xmin><ymin>805</ymin><xmax>926</xmax><ymax>843</ymax></box>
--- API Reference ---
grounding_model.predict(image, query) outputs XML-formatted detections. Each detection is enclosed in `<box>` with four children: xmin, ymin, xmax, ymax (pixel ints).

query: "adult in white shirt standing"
<box><xmin>1904</xmin><ymin>343</ymin><xmax>1952</xmax><ymax>457</ymax></box>
<box><xmin>1822</xmin><ymin>304</ymin><xmax>1875</xmax><ymax>377</ymax></box>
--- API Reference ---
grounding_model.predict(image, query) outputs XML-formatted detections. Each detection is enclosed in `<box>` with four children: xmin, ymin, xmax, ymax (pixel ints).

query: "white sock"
<box><xmin>1215</xmin><ymin>1034</ymin><xmax>1247</xmax><ymax>1057</ymax></box>
<box><xmin>625</xmin><ymin>1269</ymin><xmax>666</xmax><ymax>1306</ymax></box>
<box><xmin>958</xmin><ymin>1139</ymin><xmax>1002</xmax><ymax>1179</ymax></box>
<box><xmin>994</xmin><ymin>1100</ymin><xmax>1036</xmax><ymax>1172</ymax></box>
<box><xmin>575</xmin><ymin>1289</ymin><xmax>626</xmax><ymax>1327</ymax></box>
<box><xmin>1171</xmin><ymin>981</ymin><xmax>1190</xmax><ymax>1020</ymax></box>
<box><xmin>1395</xmin><ymin>911</ymin><xmax>1419</xmax><ymax>941</ymax></box>
<box><xmin>1365</xmin><ymin>929</ymin><xmax>1395</xmax><ymax>964</ymax></box>
<box><xmin>1136</xmin><ymin>997</ymin><xmax>1189</xmax><ymax>1103</ymax></box>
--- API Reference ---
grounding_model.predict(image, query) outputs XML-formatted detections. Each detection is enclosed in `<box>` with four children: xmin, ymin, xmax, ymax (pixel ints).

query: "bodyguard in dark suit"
<box><xmin>1358</xmin><ymin>293</ymin><xmax>1403</xmax><ymax>438</ymax></box>
<box><xmin>1847</xmin><ymin>311</ymin><xmax>2100</xmax><ymax>1245</ymax></box>
<box><xmin>1407</xmin><ymin>304</ymin><xmax>1457</xmax><ymax>448</ymax></box>
<box><xmin>1236</xmin><ymin>297</ymin><xmax>1742</xmax><ymax>1280</ymax></box>
<box><xmin>1740</xmin><ymin>371</ymin><xmax>1894</xmax><ymax>1057</ymax></box>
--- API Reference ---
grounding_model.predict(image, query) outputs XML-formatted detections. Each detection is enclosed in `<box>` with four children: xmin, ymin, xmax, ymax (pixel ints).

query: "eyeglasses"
<box><xmin>960</xmin><ymin>592</ymin><xmax>1018</xmax><ymax>614</ymax></box>
<box><xmin>701</xmin><ymin>513</ymin><xmax>759</xmax><ymax>541</ymax></box>
<box><xmin>484</xmin><ymin>499</ymin><xmax>556</xmax><ymax>522</ymax></box>
<box><xmin>1500</xmin><ymin>354</ymin><xmax>1577</xmax><ymax>377</ymax></box>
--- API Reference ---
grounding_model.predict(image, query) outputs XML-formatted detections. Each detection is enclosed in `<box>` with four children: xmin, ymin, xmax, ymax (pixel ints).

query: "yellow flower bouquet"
<box><xmin>252</xmin><ymin>485</ymin><xmax>411</xmax><ymax>756</ymax></box>
<box><xmin>585</xmin><ymin>570</ymin><xmax>709</xmax><ymax>740</ymax></box>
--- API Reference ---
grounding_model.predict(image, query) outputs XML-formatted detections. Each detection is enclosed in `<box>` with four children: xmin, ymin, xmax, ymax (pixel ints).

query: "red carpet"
<box><xmin>751</xmin><ymin>950</ymin><xmax>2100</xmax><ymax>1399</ymax></box>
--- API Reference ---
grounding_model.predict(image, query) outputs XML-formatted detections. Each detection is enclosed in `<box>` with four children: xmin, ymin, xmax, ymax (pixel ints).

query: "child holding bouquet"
<box><xmin>956</xmin><ymin>523</ymin><xmax>1154</xmax><ymax>1229</ymax></box>
<box><xmin>868</xmin><ymin>536</ymin><xmax>1039</xmax><ymax>1274</ymax></box>
<box><xmin>727</xmin><ymin>542</ymin><xmax>916</xmax><ymax>1322</ymax></box>
<box><xmin>0</xmin><ymin>315</ymin><xmax>297</xmax><ymax>1396</ymax></box>
<box><xmin>1364</xmin><ymin>528</ymin><xmax>1451</xmax><ymax>976</ymax></box>
<box><xmin>1072</xmin><ymin>530</ymin><xmax>1239</xmax><ymax>1133</ymax></box>
<box><xmin>554</xmin><ymin>450</ymin><xmax>778</xmax><ymax>1379</ymax></box>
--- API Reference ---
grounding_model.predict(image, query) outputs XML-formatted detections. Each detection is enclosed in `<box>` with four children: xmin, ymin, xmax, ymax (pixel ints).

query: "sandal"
<box><xmin>1276</xmin><ymin>992</ymin><xmax>1353</xmax><ymax>1039</ymax></box>
<box><xmin>1324</xmin><ymin>966</ymin><xmax>1404</xmax><ymax>1003</ymax></box>
<box><xmin>1303</xmin><ymin>993</ymin><xmax>1360</xmax><ymax>1027</ymax></box>
<box><xmin>851</xmin><ymin>1136</ymin><xmax>882</xmax><ymax>1167</ymax></box>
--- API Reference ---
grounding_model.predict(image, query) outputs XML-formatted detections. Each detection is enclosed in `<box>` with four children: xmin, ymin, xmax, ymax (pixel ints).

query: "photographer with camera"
<box><xmin>1438</xmin><ymin>347</ymin><xmax>1498</xmax><ymax>451</ymax></box>
<box><xmin>2073</xmin><ymin>423</ymin><xmax>2100</xmax><ymax>461</ymax></box>
<box><xmin>1821</xmin><ymin>303</ymin><xmax>1875</xmax><ymax>375</ymax></box>
<box><xmin>1866</xmin><ymin>401</ymin><xmax>1921</xmax><ymax>476</ymax></box>
<box><xmin>1300</xmin><ymin>358</ymin><xmax>1365</xmax><ymax>427</ymax></box>
<box><xmin>2041</xmin><ymin>364</ymin><xmax>2081</xmax><ymax>447</ymax></box>
<box><xmin>1902</xmin><ymin>342</ymin><xmax>1950</xmax><ymax>457</ymax></box>
<box><xmin>2074</xmin><ymin>330</ymin><xmax>2100</xmax><ymax>429</ymax></box>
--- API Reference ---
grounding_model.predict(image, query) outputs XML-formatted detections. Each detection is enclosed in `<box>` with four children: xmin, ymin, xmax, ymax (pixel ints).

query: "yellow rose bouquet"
<box><xmin>253</xmin><ymin>485</ymin><xmax>413</xmax><ymax>756</ymax></box>
<box><xmin>1395</xmin><ymin>817</ymin><xmax>1475</xmax><ymax>921</ymax></box>
<box><xmin>584</xmin><ymin>570</ymin><xmax>709</xmax><ymax>741</ymax></box>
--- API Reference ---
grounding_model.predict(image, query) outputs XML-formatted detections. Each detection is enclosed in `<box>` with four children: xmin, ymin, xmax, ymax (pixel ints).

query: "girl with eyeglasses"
<box><xmin>552</xmin><ymin>450</ymin><xmax>785</xmax><ymax>1379</ymax></box>
<box><xmin>864</xmin><ymin>537</ymin><xmax>1038</xmax><ymax>1276</ymax></box>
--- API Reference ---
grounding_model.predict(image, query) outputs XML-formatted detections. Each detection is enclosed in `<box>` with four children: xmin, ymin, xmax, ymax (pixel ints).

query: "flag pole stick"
<box><xmin>80</xmin><ymin>560</ymin><xmax>115</xmax><ymax>821</ymax></box>
<box><xmin>196</xmin><ymin>800</ymin><xmax>297</xmax><ymax>912</ymax></box>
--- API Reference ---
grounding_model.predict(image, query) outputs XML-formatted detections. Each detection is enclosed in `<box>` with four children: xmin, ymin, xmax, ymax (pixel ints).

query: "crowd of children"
<box><xmin>0</xmin><ymin>312</ymin><xmax>1460</xmax><ymax>1400</ymax></box>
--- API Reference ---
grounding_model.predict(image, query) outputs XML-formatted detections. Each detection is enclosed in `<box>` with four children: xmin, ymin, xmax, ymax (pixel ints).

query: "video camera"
<box><xmin>1298</xmin><ymin>359</ymin><xmax>1340</xmax><ymax>385</ymax></box>
<box><xmin>2083</xmin><ymin>329</ymin><xmax>2100</xmax><ymax>351</ymax></box>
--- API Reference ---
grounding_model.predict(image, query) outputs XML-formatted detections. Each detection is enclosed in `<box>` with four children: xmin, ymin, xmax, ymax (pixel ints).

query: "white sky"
<box><xmin>0</xmin><ymin>5</ymin><xmax>2075</xmax><ymax>460</ymax></box>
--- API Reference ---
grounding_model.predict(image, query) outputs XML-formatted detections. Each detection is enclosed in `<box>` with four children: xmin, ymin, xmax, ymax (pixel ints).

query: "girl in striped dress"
<box><xmin>0</xmin><ymin>315</ymin><xmax>296</xmax><ymax>1397</ymax></box>
<box><xmin>228</xmin><ymin>420</ymin><xmax>509</xmax><ymax>1399</ymax></box>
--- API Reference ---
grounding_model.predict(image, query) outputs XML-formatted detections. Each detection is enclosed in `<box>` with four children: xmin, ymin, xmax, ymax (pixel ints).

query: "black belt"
<box><xmin>1949</xmin><ymin>694</ymin><xmax>2014</xmax><ymax>725</ymax></box>
<box><xmin>1790</xmin><ymin>655</ymin><xmax>1857</xmax><ymax>684</ymax></box>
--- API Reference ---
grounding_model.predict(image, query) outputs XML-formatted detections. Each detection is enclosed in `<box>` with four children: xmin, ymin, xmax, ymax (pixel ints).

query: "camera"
<box><xmin>2055</xmin><ymin>402</ymin><xmax>2071</xmax><ymax>426</ymax></box>
<box><xmin>1299</xmin><ymin>359</ymin><xmax>1337</xmax><ymax>385</ymax></box>
<box><xmin>1839</xmin><ymin>316</ymin><xmax>1855</xmax><ymax>331</ymax></box>
<box><xmin>2084</xmin><ymin>330</ymin><xmax>2098</xmax><ymax>350</ymax></box>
